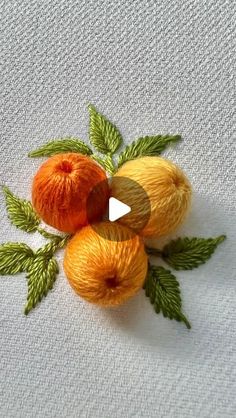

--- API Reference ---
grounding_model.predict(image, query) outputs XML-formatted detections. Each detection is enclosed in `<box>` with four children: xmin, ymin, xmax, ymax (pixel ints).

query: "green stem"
<box><xmin>91</xmin><ymin>153</ymin><xmax>117</xmax><ymax>175</ymax></box>
<box><xmin>36</xmin><ymin>226</ymin><xmax>63</xmax><ymax>241</ymax></box>
<box><xmin>105</xmin><ymin>154</ymin><xmax>117</xmax><ymax>175</ymax></box>
<box><xmin>179</xmin><ymin>312</ymin><xmax>191</xmax><ymax>330</ymax></box>
<box><xmin>91</xmin><ymin>154</ymin><xmax>107</xmax><ymax>170</ymax></box>
<box><xmin>36</xmin><ymin>235</ymin><xmax>71</xmax><ymax>257</ymax></box>
<box><xmin>145</xmin><ymin>247</ymin><xmax>163</xmax><ymax>257</ymax></box>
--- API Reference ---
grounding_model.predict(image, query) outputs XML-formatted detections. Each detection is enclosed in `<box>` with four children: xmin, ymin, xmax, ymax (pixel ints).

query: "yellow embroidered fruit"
<box><xmin>111</xmin><ymin>156</ymin><xmax>192</xmax><ymax>237</ymax></box>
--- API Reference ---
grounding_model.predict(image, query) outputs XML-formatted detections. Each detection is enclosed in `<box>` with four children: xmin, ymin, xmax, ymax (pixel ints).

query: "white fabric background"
<box><xmin>0</xmin><ymin>1</ymin><xmax>235</xmax><ymax>417</ymax></box>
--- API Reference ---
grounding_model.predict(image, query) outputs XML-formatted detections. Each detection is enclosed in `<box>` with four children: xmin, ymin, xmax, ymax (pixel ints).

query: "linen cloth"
<box><xmin>0</xmin><ymin>1</ymin><xmax>235</xmax><ymax>417</ymax></box>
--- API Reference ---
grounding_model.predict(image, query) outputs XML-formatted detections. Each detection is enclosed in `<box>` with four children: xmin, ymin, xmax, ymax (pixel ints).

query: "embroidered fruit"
<box><xmin>32</xmin><ymin>153</ymin><xmax>109</xmax><ymax>233</ymax></box>
<box><xmin>63</xmin><ymin>222</ymin><xmax>148</xmax><ymax>306</ymax></box>
<box><xmin>111</xmin><ymin>156</ymin><xmax>192</xmax><ymax>237</ymax></box>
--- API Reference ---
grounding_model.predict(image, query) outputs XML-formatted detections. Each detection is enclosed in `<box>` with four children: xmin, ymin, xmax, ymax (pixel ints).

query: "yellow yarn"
<box><xmin>63</xmin><ymin>222</ymin><xmax>148</xmax><ymax>306</ymax></box>
<box><xmin>111</xmin><ymin>156</ymin><xmax>192</xmax><ymax>237</ymax></box>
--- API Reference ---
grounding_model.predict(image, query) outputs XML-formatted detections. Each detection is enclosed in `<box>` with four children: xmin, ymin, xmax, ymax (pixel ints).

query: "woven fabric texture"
<box><xmin>0</xmin><ymin>1</ymin><xmax>235</xmax><ymax>417</ymax></box>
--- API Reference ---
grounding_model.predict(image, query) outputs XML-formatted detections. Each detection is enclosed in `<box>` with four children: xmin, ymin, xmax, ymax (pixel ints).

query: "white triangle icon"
<box><xmin>109</xmin><ymin>197</ymin><xmax>131</xmax><ymax>222</ymax></box>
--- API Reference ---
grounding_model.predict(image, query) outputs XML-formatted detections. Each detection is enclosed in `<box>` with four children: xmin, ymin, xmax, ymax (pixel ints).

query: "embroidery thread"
<box><xmin>0</xmin><ymin>105</ymin><xmax>226</xmax><ymax>329</ymax></box>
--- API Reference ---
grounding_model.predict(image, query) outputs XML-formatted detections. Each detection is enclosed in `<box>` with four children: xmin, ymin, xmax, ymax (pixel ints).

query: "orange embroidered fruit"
<box><xmin>32</xmin><ymin>153</ymin><xmax>109</xmax><ymax>233</ymax></box>
<box><xmin>63</xmin><ymin>222</ymin><xmax>148</xmax><ymax>306</ymax></box>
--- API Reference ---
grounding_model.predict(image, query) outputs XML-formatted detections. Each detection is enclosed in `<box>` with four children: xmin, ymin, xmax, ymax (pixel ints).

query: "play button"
<box><xmin>86</xmin><ymin>176</ymin><xmax>151</xmax><ymax>241</ymax></box>
<box><xmin>108</xmin><ymin>197</ymin><xmax>131</xmax><ymax>222</ymax></box>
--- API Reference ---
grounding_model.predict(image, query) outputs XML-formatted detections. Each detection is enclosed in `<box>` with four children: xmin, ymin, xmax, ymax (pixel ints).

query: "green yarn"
<box><xmin>36</xmin><ymin>236</ymin><xmax>70</xmax><ymax>258</ymax></box>
<box><xmin>88</xmin><ymin>106</ymin><xmax>181</xmax><ymax>173</ymax></box>
<box><xmin>91</xmin><ymin>154</ymin><xmax>107</xmax><ymax>170</ymax></box>
<box><xmin>0</xmin><ymin>243</ymin><xmax>34</xmax><ymax>275</ymax></box>
<box><xmin>1</xmin><ymin>186</ymin><xmax>70</xmax><ymax>314</ymax></box>
<box><xmin>146</xmin><ymin>235</ymin><xmax>226</xmax><ymax>270</ymax></box>
<box><xmin>117</xmin><ymin>134</ymin><xmax>181</xmax><ymax>168</ymax></box>
<box><xmin>24</xmin><ymin>236</ymin><xmax>69</xmax><ymax>314</ymax></box>
<box><xmin>36</xmin><ymin>227</ymin><xmax>64</xmax><ymax>241</ymax></box>
<box><xmin>162</xmin><ymin>236</ymin><xmax>226</xmax><ymax>270</ymax></box>
<box><xmin>28</xmin><ymin>138</ymin><xmax>92</xmax><ymax>158</ymax></box>
<box><xmin>1</xmin><ymin>236</ymin><xmax>69</xmax><ymax>314</ymax></box>
<box><xmin>88</xmin><ymin>104</ymin><xmax>123</xmax><ymax>155</ymax></box>
<box><xmin>3</xmin><ymin>186</ymin><xmax>40</xmax><ymax>233</ymax></box>
<box><xmin>144</xmin><ymin>265</ymin><xmax>191</xmax><ymax>329</ymax></box>
<box><xmin>24</xmin><ymin>255</ymin><xmax>59</xmax><ymax>315</ymax></box>
<box><xmin>91</xmin><ymin>153</ymin><xmax>116</xmax><ymax>175</ymax></box>
<box><xmin>102</xmin><ymin>154</ymin><xmax>116</xmax><ymax>175</ymax></box>
<box><xmin>144</xmin><ymin>236</ymin><xmax>226</xmax><ymax>327</ymax></box>
<box><xmin>26</xmin><ymin>106</ymin><xmax>181</xmax><ymax>177</ymax></box>
<box><xmin>0</xmin><ymin>186</ymin><xmax>69</xmax><ymax>314</ymax></box>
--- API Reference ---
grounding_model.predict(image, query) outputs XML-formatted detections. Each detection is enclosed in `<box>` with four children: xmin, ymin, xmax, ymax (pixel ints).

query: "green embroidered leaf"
<box><xmin>162</xmin><ymin>235</ymin><xmax>226</xmax><ymax>270</ymax></box>
<box><xmin>91</xmin><ymin>155</ymin><xmax>107</xmax><ymax>171</ymax></box>
<box><xmin>3</xmin><ymin>187</ymin><xmax>40</xmax><ymax>232</ymax></box>
<box><xmin>36</xmin><ymin>235</ymin><xmax>70</xmax><ymax>257</ymax></box>
<box><xmin>91</xmin><ymin>154</ymin><xmax>116</xmax><ymax>174</ymax></box>
<box><xmin>24</xmin><ymin>255</ymin><xmax>59</xmax><ymax>315</ymax></box>
<box><xmin>88</xmin><ymin>104</ymin><xmax>123</xmax><ymax>154</ymax></box>
<box><xmin>118</xmin><ymin>134</ymin><xmax>181</xmax><ymax>167</ymax></box>
<box><xmin>103</xmin><ymin>155</ymin><xmax>116</xmax><ymax>175</ymax></box>
<box><xmin>0</xmin><ymin>243</ymin><xmax>34</xmax><ymax>275</ymax></box>
<box><xmin>28</xmin><ymin>138</ymin><xmax>92</xmax><ymax>157</ymax></box>
<box><xmin>144</xmin><ymin>265</ymin><xmax>191</xmax><ymax>329</ymax></box>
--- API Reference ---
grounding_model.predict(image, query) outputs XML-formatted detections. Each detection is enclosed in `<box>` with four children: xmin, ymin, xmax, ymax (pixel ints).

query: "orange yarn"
<box><xmin>32</xmin><ymin>153</ymin><xmax>109</xmax><ymax>233</ymax></box>
<box><xmin>63</xmin><ymin>222</ymin><xmax>148</xmax><ymax>306</ymax></box>
<box><xmin>112</xmin><ymin>156</ymin><xmax>192</xmax><ymax>237</ymax></box>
